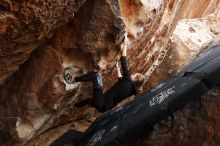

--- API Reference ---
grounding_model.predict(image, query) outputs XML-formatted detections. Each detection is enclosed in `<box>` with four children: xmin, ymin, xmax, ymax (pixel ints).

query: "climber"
<box><xmin>64</xmin><ymin>38</ymin><xmax>145</xmax><ymax>112</ymax></box>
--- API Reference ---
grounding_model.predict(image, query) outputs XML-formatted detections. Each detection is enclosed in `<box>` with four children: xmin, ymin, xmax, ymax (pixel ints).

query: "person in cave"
<box><xmin>64</xmin><ymin>41</ymin><xmax>146</xmax><ymax>112</ymax></box>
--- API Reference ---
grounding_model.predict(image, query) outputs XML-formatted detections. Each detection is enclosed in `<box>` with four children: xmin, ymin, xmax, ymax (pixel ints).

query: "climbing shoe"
<box><xmin>64</xmin><ymin>66</ymin><xmax>81</xmax><ymax>84</ymax></box>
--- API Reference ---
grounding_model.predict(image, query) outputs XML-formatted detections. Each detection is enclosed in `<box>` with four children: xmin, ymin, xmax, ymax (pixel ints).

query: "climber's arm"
<box><xmin>122</xmin><ymin>42</ymin><xmax>127</xmax><ymax>57</ymax></box>
<box><xmin>116</xmin><ymin>61</ymin><xmax>122</xmax><ymax>78</ymax></box>
<box><xmin>120</xmin><ymin>43</ymin><xmax>131</xmax><ymax>79</ymax></box>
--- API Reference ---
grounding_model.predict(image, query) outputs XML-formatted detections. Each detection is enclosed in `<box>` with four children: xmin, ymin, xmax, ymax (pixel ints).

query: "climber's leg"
<box><xmin>92</xmin><ymin>73</ymin><xmax>103</xmax><ymax>87</ymax></box>
<box><xmin>91</xmin><ymin>86</ymin><xmax>106</xmax><ymax>112</ymax></box>
<box><xmin>74</xmin><ymin>72</ymin><xmax>100</xmax><ymax>83</ymax></box>
<box><xmin>90</xmin><ymin>73</ymin><xmax>106</xmax><ymax>112</ymax></box>
<box><xmin>73</xmin><ymin>73</ymin><xmax>105</xmax><ymax>108</ymax></box>
<box><xmin>74</xmin><ymin>86</ymin><xmax>104</xmax><ymax>108</ymax></box>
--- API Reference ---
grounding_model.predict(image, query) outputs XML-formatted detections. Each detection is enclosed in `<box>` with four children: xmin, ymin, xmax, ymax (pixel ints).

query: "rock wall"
<box><xmin>131</xmin><ymin>0</ymin><xmax>220</xmax><ymax>146</ymax></box>
<box><xmin>0</xmin><ymin>0</ymin><xmax>220</xmax><ymax>146</ymax></box>
<box><xmin>0</xmin><ymin>0</ymin><xmax>87</xmax><ymax>86</ymax></box>
<box><xmin>0</xmin><ymin>0</ymin><xmax>125</xmax><ymax>143</ymax></box>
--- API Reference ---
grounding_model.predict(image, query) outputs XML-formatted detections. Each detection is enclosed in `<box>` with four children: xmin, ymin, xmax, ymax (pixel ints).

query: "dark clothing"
<box><xmin>120</xmin><ymin>56</ymin><xmax>131</xmax><ymax>79</ymax></box>
<box><xmin>50</xmin><ymin>130</ymin><xmax>82</xmax><ymax>146</ymax></box>
<box><xmin>92</xmin><ymin>78</ymin><xmax>136</xmax><ymax>112</ymax></box>
<box><xmin>75</xmin><ymin>56</ymin><xmax>137</xmax><ymax>112</ymax></box>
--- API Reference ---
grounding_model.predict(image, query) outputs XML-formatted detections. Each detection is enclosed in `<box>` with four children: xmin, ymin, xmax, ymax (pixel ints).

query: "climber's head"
<box><xmin>131</xmin><ymin>73</ymin><xmax>146</xmax><ymax>90</ymax></box>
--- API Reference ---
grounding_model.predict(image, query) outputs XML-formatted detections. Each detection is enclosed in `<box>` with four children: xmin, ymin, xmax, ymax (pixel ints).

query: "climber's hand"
<box><xmin>116</xmin><ymin>61</ymin><xmax>119</xmax><ymax>69</ymax></box>
<box><xmin>121</xmin><ymin>34</ymin><xmax>128</xmax><ymax>57</ymax></box>
<box><xmin>116</xmin><ymin>61</ymin><xmax>122</xmax><ymax>78</ymax></box>
<box><xmin>122</xmin><ymin>43</ymin><xmax>127</xmax><ymax>57</ymax></box>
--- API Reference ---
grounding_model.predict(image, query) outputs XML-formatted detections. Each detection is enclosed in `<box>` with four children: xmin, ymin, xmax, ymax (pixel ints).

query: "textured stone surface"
<box><xmin>0</xmin><ymin>0</ymin><xmax>86</xmax><ymax>86</ymax></box>
<box><xmin>0</xmin><ymin>0</ymin><xmax>126</xmax><ymax>144</ymax></box>
<box><xmin>0</xmin><ymin>47</ymin><xmax>63</xmax><ymax>140</ymax></box>
<box><xmin>51</xmin><ymin>0</ymin><xmax>125</xmax><ymax>70</ymax></box>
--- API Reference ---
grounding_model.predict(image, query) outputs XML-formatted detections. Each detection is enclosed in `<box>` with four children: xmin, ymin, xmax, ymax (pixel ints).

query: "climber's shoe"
<box><xmin>64</xmin><ymin>66</ymin><xmax>81</xmax><ymax>84</ymax></box>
